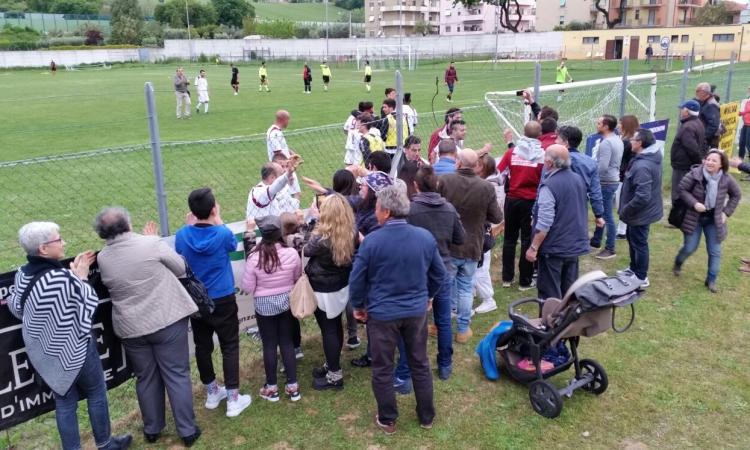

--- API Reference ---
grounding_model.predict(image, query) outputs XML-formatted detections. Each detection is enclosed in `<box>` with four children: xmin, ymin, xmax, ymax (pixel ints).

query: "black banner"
<box><xmin>0</xmin><ymin>263</ymin><xmax>133</xmax><ymax>431</ymax></box>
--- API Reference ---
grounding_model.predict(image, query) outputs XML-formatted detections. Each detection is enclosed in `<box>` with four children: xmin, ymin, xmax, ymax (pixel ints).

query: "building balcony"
<box><xmin>380</xmin><ymin>20</ymin><xmax>418</xmax><ymax>26</ymax></box>
<box><xmin>676</xmin><ymin>0</ymin><xmax>702</xmax><ymax>7</ymax></box>
<box><xmin>380</xmin><ymin>5</ymin><xmax>439</xmax><ymax>12</ymax></box>
<box><xmin>620</xmin><ymin>0</ymin><xmax>662</xmax><ymax>8</ymax></box>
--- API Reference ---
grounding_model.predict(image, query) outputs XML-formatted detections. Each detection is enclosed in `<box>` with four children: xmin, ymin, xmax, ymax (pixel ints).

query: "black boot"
<box><xmin>182</xmin><ymin>427</ymin><xmax>202</xmax><ymax>448</ymax></box>
<box><xmin>106</xmin><ymin>434</ymin><xmax>133</xmax><ymax>450</ymax></box>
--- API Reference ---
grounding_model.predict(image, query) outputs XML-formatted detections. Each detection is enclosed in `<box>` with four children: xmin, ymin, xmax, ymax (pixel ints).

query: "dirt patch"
<box><xmin>621</xmin><ymin>439</ymin><xmax>649</xmax><ymax>450</ymax></box>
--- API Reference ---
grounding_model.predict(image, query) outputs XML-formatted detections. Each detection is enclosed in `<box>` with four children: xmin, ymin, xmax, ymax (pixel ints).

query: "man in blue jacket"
<box><xmin>556</xmin><ymin>125</ymin><xmax>605</xmax><ymax>227</ymax></box>
<box><xmin>175</xmin><ymin>188</ymin><xmax>252</xmax><ymax>418</ymax></box>
<box><xmin>617</xmin><ymin>129</ymin><xmax>663</xmax><ymax>287</ymax></box>
<box><xmin>350</xmin><ymin>182</ymin><xmax>446</xmax><ymax>435</ymax></box>
<box><xmin>526</xmin><ymin>145</ymin><xmax>590</xmax><ymax>300</ymax></box>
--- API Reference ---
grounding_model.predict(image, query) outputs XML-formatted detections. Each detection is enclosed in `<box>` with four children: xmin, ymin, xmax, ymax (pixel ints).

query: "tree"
<box><xmin>693</xmin><ymin>3</ymin><xmax>732</xmax><ymax>26</ymax></box>
<box><xmin>594</xmin><ymin>0</ymin><xmax>624</xmax><ymax>29</ymax></box>
<box><xmin>50</xmin><ymin>0</ymin><xmax>101</xmax><ymax>14</ymax></box>
<box><xmin>211</xmin><ymin>0</ymin><xmax>254</xmax><ymax>28</ymax></box>
<box><xmin>110</xmin><ymin>0</ymin><xmax>143</xmax><ymax>44</ymax></box>
<box><xmin>83</xmin><ymin>26</ymin><xmax>103</xmax><ymax>44</ymax></box>
<box><xmin>154</xmin><ymin>0</ymin><xmax>217</xmax><ymax>28</ymax></box>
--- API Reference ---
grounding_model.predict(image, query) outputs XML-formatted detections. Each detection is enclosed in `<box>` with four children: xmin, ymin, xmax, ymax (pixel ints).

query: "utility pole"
<box><xmin>325</xmin><ymin>0</ymin><xmax>329</xmax><ymax>59</ymax></box>
<box><xmin>185</xmin><ymin>0</ymin><xmax>192</xmax><ymax>62</ymax></box>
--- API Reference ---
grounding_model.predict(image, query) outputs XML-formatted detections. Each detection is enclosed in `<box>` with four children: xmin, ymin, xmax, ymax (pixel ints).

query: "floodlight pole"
<box><xmin>145</xmin><ymin>82</ymin><xmax>170</xmax><ymax>237</ymax></box>
<box><xmin>325</xmin><ymin>0</ymin><xmax>329</xmax><ymax>59</ymax></box>
<box><xmin>185</xmin><ymin>0</ymin><xmax>192</xmax><ymax>62</ymax></box>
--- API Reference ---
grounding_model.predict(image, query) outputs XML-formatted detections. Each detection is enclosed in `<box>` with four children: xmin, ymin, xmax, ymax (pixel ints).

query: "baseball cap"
<box><xmin>256</xmin><ymin>215</ymin><xmax>282</xmax><ymax>241</ymax></box>
<box><xmin>358</xmin><ymin>171</ymin><xmax>393</xmax><ymax>193</ymax></box>
<box><xmin>679</xmin><ymin>100</ymin><xmax>700</xmax><ymax>112</ymax></box>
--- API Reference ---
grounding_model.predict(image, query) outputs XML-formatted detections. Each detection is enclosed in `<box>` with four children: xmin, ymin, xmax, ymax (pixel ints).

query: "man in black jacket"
<box><xmin>618</xmin><ymin>129</ymin><xmax>663</xmax><ymax>287</ymax></box>
<box><xmin>695</xmin><ymin>82</ymin><xmax>721</xmax><ymax>149</ymax></box>
<box><xmin>670</xmin><ymin>100</ymin><xmax>706</xmax><ymax>201</ymax></box>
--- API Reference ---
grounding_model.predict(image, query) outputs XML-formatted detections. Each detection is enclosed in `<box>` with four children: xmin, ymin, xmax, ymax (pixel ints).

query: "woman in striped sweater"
<box><xmin>9</xmin><ymin>222</ymin><xmax>132</xmax><ymax>450</ymax></box>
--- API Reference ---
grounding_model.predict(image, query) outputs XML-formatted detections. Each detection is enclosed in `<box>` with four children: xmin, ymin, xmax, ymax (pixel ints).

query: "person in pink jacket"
<box><xmin>241</xmin><ymin>215</ymin><xmax>302</xmax><ymax>403</ymax></box>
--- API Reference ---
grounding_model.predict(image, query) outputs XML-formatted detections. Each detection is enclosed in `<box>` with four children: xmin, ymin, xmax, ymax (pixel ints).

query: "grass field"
<box><xmin>1</xmin><ymin>58</ymin><xmax>750</xmax><ymax>449</ymax></box>
<box><xmin>253</xmin><ymin>2</ymin><xmax>357</xmax><ymax>22</ymax></box>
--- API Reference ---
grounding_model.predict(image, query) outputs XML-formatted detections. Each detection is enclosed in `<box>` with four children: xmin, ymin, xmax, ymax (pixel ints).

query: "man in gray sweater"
<box><xmin>174</xmin><ymin>67</ymin><xmax>191</xmax><ymax>119</ymax></box>
<box><xmin>591</xmin><ymin>114</ymin><xmax>623</xmax><ymax>260</ymax></box>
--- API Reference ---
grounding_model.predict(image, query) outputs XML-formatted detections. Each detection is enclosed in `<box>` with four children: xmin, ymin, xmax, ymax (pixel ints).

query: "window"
<box><xmin>445</xmin><ymin>25</ymin><xmax>451</xmax><ymax>32</ymax></box>
<box><xmin>559</xmin><ymin>15</ymin><xmax>565</xmax><ymax>25</ymax></box>
<box><xmin>560</xmin><ymin>0</ymin><xmax>566</xmax><ymax>6</ymax></box>
<box><xmin>647</xmin><ymin>35</ymin><xmax>660</xmax><ymax>43</ymax></box>
<box><xmin>582</xmin><ymin>37</ymin><xmax>600</xmax><ymax>44</ymax></box>
<box><xmin>671</xmin><ymin>35</ymin><xmax>678</xmax><ymax>43</ymax></box>
<box><xmin>712</xmin><ymin>33</ymin><xmax>735</xmax><ymax>42</ymax></box>
<box><xmin>634</xmin><ymin>9</ymin><xmax>640</xmax><ymax>20</ymax></box>
<box><xmin>681</xmin><ymin>34</ymin><xmax>689</xmax><ymax>43</ymax></box>
<box><xmin>457</xmin><ymin>26</ymin><xmax>461</xmax><ymax>32</ymax></box>
<box><xmin>647</xmin><ymin>10</ymin><xmax>655</xmax><ymax>25</ymax></box>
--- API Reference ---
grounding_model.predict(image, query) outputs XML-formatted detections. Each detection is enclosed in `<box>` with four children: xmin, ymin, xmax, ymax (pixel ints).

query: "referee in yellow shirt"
<box><xmin>259</xmin><ymin>61</ymin><xmax>270</xmax><ymax>92</ymax></box>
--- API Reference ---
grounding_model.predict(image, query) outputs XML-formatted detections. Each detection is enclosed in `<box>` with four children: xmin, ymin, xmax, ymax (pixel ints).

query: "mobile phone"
<box><xmin>516</xmin><ymin>90</ymin><xmax>524</xmax><ymax>96</ymax></box>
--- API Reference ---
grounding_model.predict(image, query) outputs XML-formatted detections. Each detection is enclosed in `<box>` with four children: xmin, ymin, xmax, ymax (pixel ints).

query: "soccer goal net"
<box><xmin>356</xmin><ymin>45</ymin><xmax>413</xmax><ymax>71</ymax></box>
<box><xmin>484</xmin><ymin>73</ymin><xmax>657</xmax><ymax>138</ymax></box>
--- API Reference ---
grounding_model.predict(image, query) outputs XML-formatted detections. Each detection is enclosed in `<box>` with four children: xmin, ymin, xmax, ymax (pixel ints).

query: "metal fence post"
<box><xmin>391</xmin><ymin>70</ymin><xmax>405</xmax><ymax>179</ymax></box>
<box><xmin>725</xmin><ymin>51</ymin><xmax>736</xmax><ymax>103</ymax></box>
<box><xmin>533</xmin><ymin>62</ymin><xmax>541</xmax><ymax>102</ymax></box>
<box><xmin>145</xmin><ymin>82</ymin><xmax>170</xmax><ymax>237</ymax></box>
<box><xmin>678</xmin><ymin>55</ymin><xmax>690</xmax><ymax>127</ymax></box>
<box><xmin>619</xmin><ymin>57</ymin><xmax>629</xmax><ymax>119</ymax></box>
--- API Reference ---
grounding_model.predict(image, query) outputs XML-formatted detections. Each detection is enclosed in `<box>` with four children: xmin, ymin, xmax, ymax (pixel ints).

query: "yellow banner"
<box><xmin>719</xmin><ymin>101</ymin><xmax>739</xmax><ymax>157</ymax></box>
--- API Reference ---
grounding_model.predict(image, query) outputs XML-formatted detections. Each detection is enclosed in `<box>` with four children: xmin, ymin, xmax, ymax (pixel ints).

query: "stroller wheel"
<box><xmin>528</xmin><ymin>380</ymin><xmax>563</xmax><ymax>418</ymax></box>
<box><xmin>579</xmin><ymin>359</ymin><xmax>608</xmax><ymax>395</ymax></box>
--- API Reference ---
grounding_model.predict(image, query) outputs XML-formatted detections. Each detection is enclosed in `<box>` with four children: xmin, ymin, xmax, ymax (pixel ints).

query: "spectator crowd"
<box><xmin>8</xmin><ymin>80</ymin><xmax>743</xmax><ymax>448</ymax></box>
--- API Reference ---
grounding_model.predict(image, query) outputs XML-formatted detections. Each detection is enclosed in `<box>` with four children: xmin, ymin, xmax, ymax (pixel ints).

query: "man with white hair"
<box><xmin>350</xmin><ymin>181</ymin><xmax>446</xmax><ymax>435</ymax></box>
<box><xmin>9</xmin><ymin>222</ymin><xmax>133</xmax><ymax>450</ymax></box>
<box><xmin>670</xmin><ymin>99</ymin><xmax>706</xmax><ymax>201</ymax></box>
<box><xmin>526</xmin><ymin>144</ymin><xmax>590</xmax><ymax>300</ymax></box>
<box><xmin>694</xmin><ymin>82</ymin><xmax>721</xmax><ymax>149</ymax></box>
<box><xmin>266</xmin><ymin>110</ymin><xmax>293</xmax><ymax>161</ymax></box>
<box><xmin>438</xmin><ymin>149</ymin><xmax>503</xmax><ymax>343</ymax></box>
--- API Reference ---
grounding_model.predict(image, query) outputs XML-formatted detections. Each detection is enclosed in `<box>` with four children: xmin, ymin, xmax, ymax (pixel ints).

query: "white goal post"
<box><xmin>356</xmin><ymin>44</ymin><xmax>413</xmax><ymax>71</ymax></box>
<box><xmin>485</xmin><ymin>73</ymin><xmax>658</xmax><ymax>138</ymax></box>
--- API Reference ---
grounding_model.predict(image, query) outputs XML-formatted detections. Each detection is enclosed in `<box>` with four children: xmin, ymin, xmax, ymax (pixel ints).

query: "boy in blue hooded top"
<box><xmin>175</xmin><ymin>188</ymin><xmax>252</xmax><ymax>418</ymax></box>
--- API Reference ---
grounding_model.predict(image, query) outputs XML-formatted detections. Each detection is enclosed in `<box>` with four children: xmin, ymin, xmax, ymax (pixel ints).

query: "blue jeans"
<box><xmin>54</xmin><ymin>336</ymin><xmax>112</xmax><ymax>450</ymax></box>
<box><xmin>675</xmin><ymin>214</ymin><xmax>721</xmax><ymax>283</ymax></box>
<box><xmin>626</xmin><ymin>224</ymin><xmax>651</xmax><ymax>281</ymax></box>
<box><xmin>449</xmin><ymin>258</ymin><xmax>478</xmax><ymax>334</ymax></box>
<box><xmin>394</xmin><ymin>273</ymin><xmax>454</xmax><ymax>379</ymax></box>
<box><xmin>739</xmin><ymin>125</ymin><xmax>750</xmax><ymax>160</ymax></box>
<box><xmin>591</xmin><ymin>183</ymin><xmax>618</xmax><ymax>251</ymax></box>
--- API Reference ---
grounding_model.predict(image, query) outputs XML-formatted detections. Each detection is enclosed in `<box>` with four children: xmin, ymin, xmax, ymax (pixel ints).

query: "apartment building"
<box><xmin>364</xmin><ymin>0</ymin><xmax>535</xmax><ymax>37</ymax></box>
<box><xmin>536</xmin><ymin>0</ymin><xmax>605</xmax><ymax>32</ymax></box>
<box><xmin>607</xmin><ymin>0</ymin><xmax>711</xmax><ymax>28</ymax></box>
<box><xmin>440</xmin><ymin>0</ymin><xmax>536</xmax><ymax>35</ymax></box>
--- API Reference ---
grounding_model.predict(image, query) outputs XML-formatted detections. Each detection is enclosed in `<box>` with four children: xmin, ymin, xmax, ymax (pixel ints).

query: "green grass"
<box><xmin>252</xmin><ymin>2</ymin><xmax>356</xmax><ymax>23</ymax></box>
<box><xmin>1</xmin><ymin>57</ymin><xmax>750</xmax><ymax>449</ymax></box>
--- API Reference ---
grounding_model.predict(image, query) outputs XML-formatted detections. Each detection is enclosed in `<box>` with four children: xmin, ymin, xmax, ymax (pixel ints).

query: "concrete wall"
<box><xmin>0</xmin><ymin>48</ymin><xmax>144</xmax><ymax>68</ymax></box>
<box><xmin>161</xmin><ymin>33</ymin><xmax>563</xmax><ymax>61</ymax></box>
<box><xmin>563</xmin><ymin>24</ymin><xmax>750</xmax><ymax>61</ymax></box>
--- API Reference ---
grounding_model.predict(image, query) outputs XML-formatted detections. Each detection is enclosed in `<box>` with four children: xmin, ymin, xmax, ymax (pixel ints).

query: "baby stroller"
<box><xmin>495</xmin><ymin>271</ymin><xmax>643</xmax><ymax>418</ymax></box>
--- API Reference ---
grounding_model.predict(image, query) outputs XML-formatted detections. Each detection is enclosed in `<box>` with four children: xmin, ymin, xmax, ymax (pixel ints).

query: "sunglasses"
<box><xmin>43</xmin><ymin>238</ymin><xmax>63</xmax><ymax>245</ymax></box>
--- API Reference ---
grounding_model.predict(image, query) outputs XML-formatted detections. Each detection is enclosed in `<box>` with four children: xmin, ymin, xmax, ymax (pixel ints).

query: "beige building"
<box><xmin>562</xmin><ymin>24</ymin><xmax>749</xmax><ymax>61</ymax></box>
<box><xmin>608</xmin><ymin>0</ymin><xmax>708</xmax><ymax>28</ymax></box>
<box><xmin>536</xmin><ymin>0</ymin><xmax>607</xmax><ymax>32</ymax></box>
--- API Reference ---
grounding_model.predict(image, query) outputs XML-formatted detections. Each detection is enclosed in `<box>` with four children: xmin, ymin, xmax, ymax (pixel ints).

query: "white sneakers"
<box><xmin>616</xmin><ymin>268</ymin><xmax>650</xmax><ymax>288</ymax></box>
<box><xmin>226</xmin><ymin>393</ymin><xmax>252</xmax><ymax>418</ymax></box>
<box><xmin>205</xmin><ymin>386</ymin><xmax>227</xmax><ymax>409</ymax></box>
<box><xmin>205</xmin><ymin>385</ymin><xmax>252</xmax><ymax>418</ymax></box>
<box><xmin>474</xmin><ymin>299</ymin><xmax>497</xmax><ymax>314</ymax></box>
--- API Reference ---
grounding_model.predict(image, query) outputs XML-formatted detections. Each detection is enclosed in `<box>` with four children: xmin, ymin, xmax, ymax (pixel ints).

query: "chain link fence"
<box><xmin>2</xmin><ymin>60</ymin><xmax>747</xmax><ymax>271</ymax></box>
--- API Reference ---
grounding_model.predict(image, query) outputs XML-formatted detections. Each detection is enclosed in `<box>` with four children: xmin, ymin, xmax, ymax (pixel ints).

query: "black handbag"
<box><xmin>179</xmin><ymin>258</ymin><xmax>215</xmax><ymax>319</ymax></box>
<box><xmin>668</xmin><ymin>199</ymin><xmax>687</xmax><ymax>228</ymax></box>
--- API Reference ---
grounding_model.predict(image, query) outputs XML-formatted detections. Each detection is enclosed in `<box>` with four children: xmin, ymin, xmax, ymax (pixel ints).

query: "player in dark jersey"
<box><xmin>231</xmin><ymin>64</ymin><xmax>239</xmax><ymax>95</ymax></box>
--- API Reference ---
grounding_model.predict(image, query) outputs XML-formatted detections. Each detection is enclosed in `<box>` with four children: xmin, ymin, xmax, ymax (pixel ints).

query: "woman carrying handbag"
<box><xmin>241</xmin><ymin>215</ymin><xmax>303</xmax><ymax>402</ymax></box>
<box><xmin>303</xmin><ymin>194</ymin><xmax>359</xmax><ymax>390</ymax></box>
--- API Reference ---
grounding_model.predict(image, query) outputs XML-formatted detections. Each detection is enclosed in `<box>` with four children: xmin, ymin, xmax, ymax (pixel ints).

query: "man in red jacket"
<box><xmin>497</xmin><ymin>121</ymin><xmax>544</xmax><ymax>291</ymax></box>
<box><xmin>444</xmin><ymin>62</ymin><xmax>458</xmax><ymax>102</ymax></box>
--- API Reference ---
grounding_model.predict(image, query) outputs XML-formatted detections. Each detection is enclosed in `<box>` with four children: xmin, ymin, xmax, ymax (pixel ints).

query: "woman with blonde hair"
<box><xmin>304</xmin><ymin>193</ymin><xmax>358</xmax><ymax>390</ymax></box>
<box><xmin>616</xmin><ymin>115</ymin><xmax>640</xmax><ymax>238</ymax></box>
